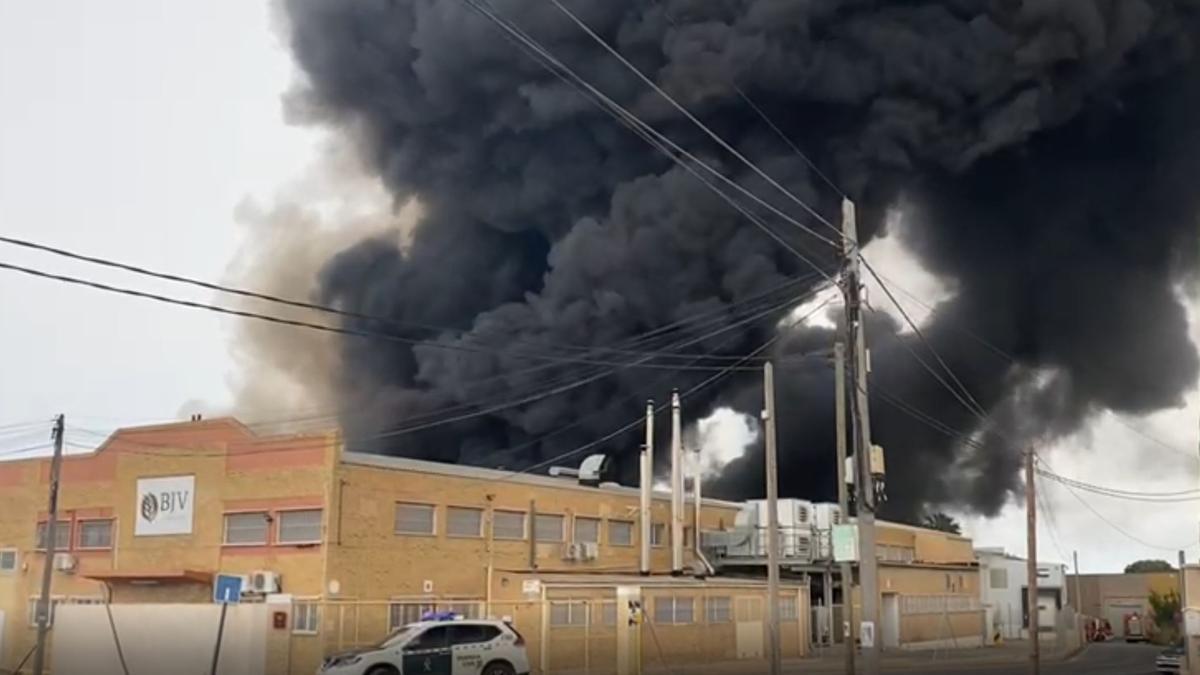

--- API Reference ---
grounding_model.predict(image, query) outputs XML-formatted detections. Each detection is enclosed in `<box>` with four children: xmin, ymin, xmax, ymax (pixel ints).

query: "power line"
<box><xmin>0</xmin><ymin>259</ymin><xmax>790</xmax><ymax>373</ymax></box>
<box><xmin>461</xmin><ymin>0</ymin><xmax>843</xmax><ymax>278</ymax></box>
<box><xmin>0</xmin><ymin>234</ymin><xmax>801</xmax><ymax>366</ymax></box>
<box><xmin>1036</xmin><ymin>467</ymin><xmax>1200</xmax><ymax>502</ymax></box>
<box><xmin>541</xmin><ymin>0</ymin><xmax>844</xmax><ymax>245</ymax></box>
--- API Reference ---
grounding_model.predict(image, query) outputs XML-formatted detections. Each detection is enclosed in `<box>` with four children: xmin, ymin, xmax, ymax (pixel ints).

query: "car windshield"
<box><xmin>375</xmin><ymin>625</ymin><xmax>418</xmax><ymax>649</ymax></box>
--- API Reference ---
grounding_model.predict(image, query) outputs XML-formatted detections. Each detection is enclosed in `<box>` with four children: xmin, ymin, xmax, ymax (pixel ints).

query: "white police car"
<box><xmin>318</xmin><ymin>617</ymin><xmax>530</xmax><ymax>675</ymax></box>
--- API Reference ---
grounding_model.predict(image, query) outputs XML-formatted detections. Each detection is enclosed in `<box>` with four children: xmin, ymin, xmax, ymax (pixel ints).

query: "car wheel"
<box><xmin>481</xmin><ymin>660</ymin><xmax>515</xmax><ymax>675</ymax></box>
<box><xmin>366</xmin><ymin>666</ymin><xmax>399</xmax><ymax>675</ymax></box>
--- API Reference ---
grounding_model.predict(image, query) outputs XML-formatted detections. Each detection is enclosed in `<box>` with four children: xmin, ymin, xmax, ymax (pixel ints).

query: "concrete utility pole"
<box><xmin>842</xmin><ymin>198</ymin><xmax>880</xmax><ymax>673</ymax></box>
<box><xmin>834</xmin><ymin>341</ymin><xmax>855</xmax><ymax>674</ymax></box>
<box><xmin>1072</xmin><ymin>551</ymin><xmax>1081</xmax><ymax>613</ymax></box>
<box><xmin>670</xmin><ymin>390</ymin><xmax>684</xmax><ymax>575</ymax></box>
<box><xmin>1179</xmin><ymin>551</ymin><xmax>1189</xmax><ymax>674</ymax></box>
<box><xmin>640</xmin><ymin>400</ymin><xmax>654</xmax><ymax>576</ymax></box>
<box><xmin>32</xmin><ymin>414</ymin><xmax>65</xmax><ymax>675</ymax></box>
<box><xmin>763</xmin><ymin>361</ymin><xmax>783</xmax><ymax>675</ymax></box>
<box><xmin>1025</xmin><ymin>447</ymin><xmax>1040</xmax><ymax>675</ymax></box>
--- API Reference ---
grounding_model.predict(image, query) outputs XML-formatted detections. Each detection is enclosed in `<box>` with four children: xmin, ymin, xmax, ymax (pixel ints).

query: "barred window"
<box><xmin>278</xmin><ymin>510</ymin><xmax>322</xmax><ymax>544</ymax></box>
<box><xmin>78</xmin><ymin>520</ymin><xmax>113</xmax><ymax>549</ymax></box>
<box><xmin>389</xmin><ymin>603</ymin><xmax>434</xmax><ymax>630</ymax></box>
<box><xmin>534</xmin><ymin>514</ymin><xmax>565</xmax><ymax>542</ymax></box>
<box><xmin>293</xmin><ymin>602</ymin><xmax>320</xmax><ymax>634</ymax></box>
<box><xmin>780</xmin><ymin>596</ymin><xmax>799</xmax><ymax>621</ymax></box>
<box><xmin>223</xmin><ymin>512</ymin><xmax>269</xmax><ymax>545</ymax></box>
<box><xmin>35</xmin><ymin>521</ymin><xmax>71</xmax><ymax>551</ymax></box>
<box><xmin>0</xmin><ymin>549</ymin><xmax>16</xmax><ymax>572</ymax></box>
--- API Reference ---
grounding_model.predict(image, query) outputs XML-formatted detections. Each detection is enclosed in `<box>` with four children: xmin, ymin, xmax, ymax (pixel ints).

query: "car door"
<box><xmin>448</xmin><ymin>624</ymin><xmax>503</xmax><ymax>675</ymax></box>
<box><xmin>402</xmin><ymin>626</ymin><xmax>453</xmax><ymax>675</ymax></box>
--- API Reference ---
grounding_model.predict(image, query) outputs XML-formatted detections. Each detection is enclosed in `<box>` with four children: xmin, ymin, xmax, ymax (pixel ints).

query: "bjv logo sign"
<box><xmin>135</xmin><ymin>475</ymin><xmax>196</xmax><ymax>536</ymax></box>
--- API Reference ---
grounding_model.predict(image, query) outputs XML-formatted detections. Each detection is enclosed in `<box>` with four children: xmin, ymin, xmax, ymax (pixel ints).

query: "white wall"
<box><xmin>52</xmin><ymin>603</ymin><xmax>268</xmax><ymax>675</ymax></box>
<box><xmin>978</xmin><ymin>552</ymin><xmax>1065</xmax><ymax>641</ymax></box>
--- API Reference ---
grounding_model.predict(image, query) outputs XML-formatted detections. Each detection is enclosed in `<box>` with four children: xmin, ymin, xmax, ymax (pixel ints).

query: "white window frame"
<box><xmin>223</xmin><ymin>511</ymin><xmax>270</xmax><ymax>546</ymax></box>
<box><xmin>705</xmin><ymin>596</ymin><xmax>732</xmax><ymax>624</ymax></box>
<box><xmin>35</xmin><ymin>520</ymin><xmax>71</xmax><ymax>551</ymax></box>
<box><xmin>276</xmin><ymin>508</ymin><xmax>323</xmax><ymax>545</ymax></box>
<box><xmin>651</xmin><ymin>523</ymin><xmax>666</xmax><ymax>547</ymax></box>
<box><xmin>293</xmin><ymin>599</ymin><xmax>320</xmax><ymax>635</ymax></box>
<box><xmin>549</xmin><ymin>600</ymin><xmax>588</xmax><ymax>627</ymax></box>
<box><xmin>573</xmin><ymin>516</ymin><xmax>601</xmax><ymax>544</ymax></box>
<box><xmin>0</xmin><ymin>548</ymin><xmax>17</xmax><ymax>573</ymax></box>
<box><xmin>446</xmin><ymin>506</ymin><xmax>484</xmax><ymax>539</ymax></box>
<box><xmin>534</xmin><ymin>513</ymin><xmax>565</xmax><ymax>543</ymax></box>
<box><xmin>780</xmin><ymin>595</ymin><xmax>799</xmax><ymax>621</ymax></box>
<box><xmin>394</xmin><ymin>502</ymin><xmax>437</xmax><ymax>536</ymax></box>
<box><xmin>492</xmin><ymin>510</ymin><xmax>527</xmax><ymax>541</ymax></box>
<box><xmin>653</xmin><ymin>596</ymin><xmax>694</xmax><ymax>625</ymax></box>
<box><xmin>76</xmin><ymin>518</ymin><xmax>115</xmax><ymax>550</ymax></box>
<box><xmin>608</xmin><ymin>520</ymin><xmax>634</xmax><ymax>547</ymax></box>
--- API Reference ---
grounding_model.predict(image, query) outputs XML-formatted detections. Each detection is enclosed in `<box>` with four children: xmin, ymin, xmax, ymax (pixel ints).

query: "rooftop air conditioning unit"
<box><xmin>250</xmin><ymin>570</ymin><xmax>280</xmax><ymax>594</ymax></box>
<box><xmin>54</xmin><ymin>553</ymin><xmax>77</xmax><ymax>574</ymax></box>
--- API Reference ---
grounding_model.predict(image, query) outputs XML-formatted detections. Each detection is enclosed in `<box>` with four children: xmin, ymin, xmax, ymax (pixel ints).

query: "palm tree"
<box><xmin>922</xmin><ymin>511</ymin><xmax>962</xmax><ymax>535</ymax></box>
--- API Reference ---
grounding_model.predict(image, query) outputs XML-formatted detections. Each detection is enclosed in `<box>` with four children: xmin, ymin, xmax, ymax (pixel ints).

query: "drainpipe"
<box><xmin>670</xmin><ymin>390</ymin><xmax>683</xmax><ymax>575</ymax></box>
<box><xmin>693</xmin><ymin>446</ymin><xmax>702</xmax><ymax>560</ymax></box>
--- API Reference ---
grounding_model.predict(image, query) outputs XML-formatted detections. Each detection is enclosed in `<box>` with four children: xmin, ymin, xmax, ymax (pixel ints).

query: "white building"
<box><xmin>976</xmin><ymin>547</ymin><xmax>1066</xmax><ymax>640</ymax></box>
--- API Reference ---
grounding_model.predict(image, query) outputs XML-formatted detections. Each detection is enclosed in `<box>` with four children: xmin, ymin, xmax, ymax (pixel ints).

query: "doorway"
<box><xmin>880</xmin><ymin>594</ymin><xmax>901</xmax><ymax>648</ymax></box>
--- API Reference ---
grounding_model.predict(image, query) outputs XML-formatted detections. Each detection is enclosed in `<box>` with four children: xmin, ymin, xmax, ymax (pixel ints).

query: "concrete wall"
<box><xmin>977</xmin><ymin>552</ymin><xmax>1066</xmax><ymax>640</ymax></box>
<box><xmin>51</xmin><ymin>603</ymin><xmax>271</xmax><ymax>675</ymax></box>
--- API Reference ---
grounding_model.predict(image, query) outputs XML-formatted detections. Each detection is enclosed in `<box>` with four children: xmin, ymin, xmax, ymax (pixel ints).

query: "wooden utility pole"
<box><xmin>835</xmin><ymin>341</ymin><xmax>855</xmax><ymax>674</ymax></box>
<box><xmin>32</xmin><ymin>414</ymin><xmax>65</xmax><ymax>675</ymax></box>
<box><xmin>1025</xmin><ymin>447</ymin><xmax>1040</xmax><ymax>675</ymax></box>
<box><xmin>1179</xmin><ymin>551</ymin><xmax>1189</xmax><ymax>674</ymax></box>
<box><xmin>842</xmin><ymin>198</ymin><xmax>880</xmax><ymax>673</ymax></box>
<box><xmin>763</xmin><ymin>361</ymin><xmax>782</xmax><ymax>675</ymax></box>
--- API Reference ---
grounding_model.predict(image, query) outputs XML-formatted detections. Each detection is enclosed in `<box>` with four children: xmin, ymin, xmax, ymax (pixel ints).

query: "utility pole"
<box><xmin>842</xmin><ymin>198</ymin><xmax>880</xmax><ymax>673</ymax></box>
<box><xmin>640</xmin><ymin>400</ymin><xmax>653</xmax><ymax>576</ymax></box>
<box><xmin>1072</xmin><ymin>551</ymin><xmax>1081</xmax><ymax>613</ymax></box>
<box><xmin>670</xmin><ymin>390</ymin><xmax>684</xmax><ymax>575</ymax></box>
<box><xmin>32</xmin><ymin>414</ymin><xmax>65</xmax><ymax>675</ymax></box>
<box><xmin>835</xmin><ymin>341</ymin><xmax>855</xmax><ymax>675</ymax></box>
<box><xmin>1025</xmin><ymin>447</ymin><xmax>1040</xmax><ymax>675</ymax></box>
<box><xmin>763</xmin><ymin>361</ymin><xmax>783</xmax><ymax>675</ymax></box>
<box><xmin>1179</xmin><ymin>551</ymin><xmax>1189</xmax><ymax>675</ymax></box>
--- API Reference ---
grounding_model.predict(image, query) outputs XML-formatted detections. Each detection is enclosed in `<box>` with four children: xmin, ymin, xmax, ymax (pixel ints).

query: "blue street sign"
<box><xmin>213</xmin><ymin>574</ymin><xmax>243</xmax><ymax>604</ymax></box>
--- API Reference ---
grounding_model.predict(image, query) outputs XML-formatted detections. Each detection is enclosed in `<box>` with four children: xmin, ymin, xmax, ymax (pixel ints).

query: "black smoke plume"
<box><xmin>275</xmin><ymin>0</ymin><xmax>1200</xmax><ymax>519</ymax></box>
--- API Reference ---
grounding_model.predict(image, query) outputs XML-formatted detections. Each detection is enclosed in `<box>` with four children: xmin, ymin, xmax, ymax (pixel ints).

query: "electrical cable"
<box><xmin>0</xmin><ymin>259</ymin><xmax>786</xmax><ymax>373</ymax></box>
<box><xmin>462</xmin><ymin>0</ymin><xmax>844</xmax><ymax>277</ymax></box>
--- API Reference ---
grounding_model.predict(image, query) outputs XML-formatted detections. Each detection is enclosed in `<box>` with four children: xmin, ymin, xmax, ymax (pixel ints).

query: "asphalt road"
<box><xmin>891</xmin><ymin>642</ymin><xmax>1166</xmax><ymax>675</ymax></box>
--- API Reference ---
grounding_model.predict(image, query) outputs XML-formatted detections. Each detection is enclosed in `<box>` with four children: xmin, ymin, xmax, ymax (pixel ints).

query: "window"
<box><xmin>534</xmin><ymin>514</ymin><xmax>565</xmax><ymax>542</ymax></box>
<box><xmin>990</xmin><ymin>568</ymin><xmax>1008</xmax><ymax>589</ymax></box>
<box><xmin>407</xmin><ymin>626</ymin><xmax>450</xmax><ymax>651</ymax></box>
<box><xmin>780</xmin><ymin>596</ymin><xmax>798</xmax><ymax>621</ymax></box>
<box><xmin>35</xmin><ymin>521</ymin><xmax>71</xmax><ymax>551</ymax></box>
<box><xmin>653</xmin><ymin>597</ymin><xmax>693</xmax><ymax>625</ymax></box>
<box><xmin>597</xmin><ymin>601</ymin><xmax>617</xmax><ymax>626</ymax></box>
<box><xmin>293</xmin><ymin>601</ymin><xmax>320</xmax><ymax>634</ymax></box>
<box><xmin>449</xmin><ymin>624</ymin><xmax>500</xmax><ymax>645</ymax></box>
<box><xmin>77</xmin><ymin>520</ymin><xmax>113</xmax><ymax>549</ymax></box>
<box><xmin>389</xmin><ymin>602</ymin><xmax>434</xmax><ymax>631</ymax></box>
<box><xmin>447</xmin><ymin>507</ymin><xmax>483</xmax><ymax>538</ymax></box>
<box><xmin>550</xmin><ymin>601</ymin><xmax>588</xmax><ymax>627</ymax></box>
<box><xmin>223</xmin><ymin>512</ymin><xmax>269</xmax><ymax>545</ymax></box>
<box><xmin>395</xmin><ymin>503</ymin><xmax>435</xmax><ymax>535</ymax></box>
<box><xmin>0</xmin><ymin>549</ymin><xmax>17</xmax><ymax>572</ymax></box>
<box><xmin>706</xmin><ymin>597</ymin><xmax>732</xmax><ymax>623</ymax></box>
<box><xmin>574</xmin><ymin>517</ymin><xmax>600</xmax><ymax>544</ymax></box>
<box><xmin>651</xmin><ymin>523</ymin><xmax>666</xmax><ymax>547</ymax></box>
<box><xmin>278</xmin><ymin>510</ymin><xmax>322</xmax><ymax>544</ymax></box>
<box><xmin>608</xmin><ymin>520</ymin><xmax>633</xmax><ymax>546</ymax></box>
<box><xmin>493</xmin><ymin>511</ymin><xmax>526</xmax><ymax>540</ymax></box>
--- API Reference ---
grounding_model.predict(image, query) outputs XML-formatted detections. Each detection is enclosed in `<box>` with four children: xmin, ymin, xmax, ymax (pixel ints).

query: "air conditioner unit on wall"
<box><xmin>250</xmin><ymin>570</ymin><xmax>280</xmax><ymax>594</ymax></box>
<box><xmin>561</xmin><ymin>542</ymin><xmax>581</xmax><ymax>561</ymax></box>
<box><xmin>580</xmin><ymin>542</ymin><xmax>599</xmax><ymax>561</ymax></box>
<box><xmin>54</xmin><ymin>553</ymin><xmax>76</xmax><ymax>574</ymax></box>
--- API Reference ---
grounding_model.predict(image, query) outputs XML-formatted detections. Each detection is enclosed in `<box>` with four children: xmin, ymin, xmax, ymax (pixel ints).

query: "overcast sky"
<box><xmin>2</xmin><ymin>1</ymin><xmax>1196</xmax><ymax>574</ymax></box>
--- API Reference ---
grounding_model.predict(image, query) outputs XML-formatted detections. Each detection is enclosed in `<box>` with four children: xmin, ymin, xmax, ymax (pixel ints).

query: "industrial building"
<box><xmin>975</xmin><ymin>547</ymin><xmax>1066</xmax><ymax>641</ymax></box>
<box><xmin>1068</xmin><ymin>570</ymin><xmax>1179</xmax><ymax>639</ymax></box>
<box><xmin>0</xmin><ymin>417</ymin><xmax>982</xmax><ymax>673</ymax></box>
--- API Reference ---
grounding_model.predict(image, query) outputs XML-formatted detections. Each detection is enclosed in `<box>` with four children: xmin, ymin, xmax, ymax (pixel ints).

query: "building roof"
<box><xmin>342</xmin><ymin>451</ymin><xmax>746</xmax><ymax>509</ymax></box>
